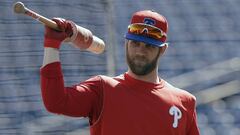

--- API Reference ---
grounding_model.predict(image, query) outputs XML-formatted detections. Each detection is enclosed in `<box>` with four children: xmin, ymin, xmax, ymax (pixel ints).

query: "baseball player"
<box><xmin>40</xmin><ymin>10</ymin><xmax>200</xmax><ymax>135</ymax></box>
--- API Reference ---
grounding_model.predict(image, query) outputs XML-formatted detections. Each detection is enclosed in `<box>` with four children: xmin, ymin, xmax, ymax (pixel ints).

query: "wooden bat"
<box><xmin>13</xmin><ymin>1</ymin><xmax>105</xmax><ymax>54</ymax></box>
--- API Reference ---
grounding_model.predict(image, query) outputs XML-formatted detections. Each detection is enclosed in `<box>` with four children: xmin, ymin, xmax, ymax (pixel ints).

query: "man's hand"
<box><xmin>44</xmin><ymin>18</ymin><xmax>73</xmax><ymax>49</ymax></box>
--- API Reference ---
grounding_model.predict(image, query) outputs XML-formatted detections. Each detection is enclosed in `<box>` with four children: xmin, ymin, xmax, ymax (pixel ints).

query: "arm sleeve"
<box><xmin>40</xmin><ymin>62</ymin><xmax>103</xmax><ymax>120</ymax></box>
<box><xmin>42</xmin><ymin>47</ymin><xmax>60</xmax><ymax>67</ymax></box>
<box><xmin>186</xmin><ymin>97</ymin><xmax>200</xmax><ymax>135</ymax></box>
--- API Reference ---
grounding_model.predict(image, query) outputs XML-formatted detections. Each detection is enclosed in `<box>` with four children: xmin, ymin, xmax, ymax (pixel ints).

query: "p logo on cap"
<box><xmin>143</xmin><ymin>18</ymin><xmax>156</xmax><ymax>25</ymax></box>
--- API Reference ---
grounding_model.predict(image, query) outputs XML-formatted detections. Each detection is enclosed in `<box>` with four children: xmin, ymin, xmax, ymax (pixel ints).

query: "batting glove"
<box><xmin>44</xmin><ymin>18</ymin><xmax>73</xmax><ymax>49</ymax></box>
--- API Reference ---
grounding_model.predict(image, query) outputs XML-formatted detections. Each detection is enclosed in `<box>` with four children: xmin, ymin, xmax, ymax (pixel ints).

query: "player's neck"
<box><xmin>127</xmin><ymin>68</ymin><xmax>160</xmax><ymax>84</ymax></box>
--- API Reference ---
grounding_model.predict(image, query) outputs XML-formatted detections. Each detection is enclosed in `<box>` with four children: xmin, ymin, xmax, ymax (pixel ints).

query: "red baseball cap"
<box><xmin>125</xmin><ymin>10</ymin><xmax>168</xmax><ymax>47</ymax></box>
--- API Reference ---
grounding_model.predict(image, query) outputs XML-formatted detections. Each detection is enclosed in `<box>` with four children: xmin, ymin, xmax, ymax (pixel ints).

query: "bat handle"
<box><xmin>25</xmin><ymin>8</ymin><xmax>60</xmax><ymax>30</ymax></box>
<box><xmin>13</xmin><ymin>2</ymin><xmax>60</xmax><ymax>31</ymax></box>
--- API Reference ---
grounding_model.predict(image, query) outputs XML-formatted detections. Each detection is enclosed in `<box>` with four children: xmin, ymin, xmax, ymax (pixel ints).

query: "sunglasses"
<box><xmin>128</xmin><ymin>23</ymin><xmax>167</xmax><ymax>40</ymax></box>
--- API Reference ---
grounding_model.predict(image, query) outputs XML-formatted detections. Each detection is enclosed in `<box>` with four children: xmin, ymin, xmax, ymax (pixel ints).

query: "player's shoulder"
<box><xmin>164</xmin><ymin>80</ymin><xmax>196</xmax><ymax>102</ymax></box>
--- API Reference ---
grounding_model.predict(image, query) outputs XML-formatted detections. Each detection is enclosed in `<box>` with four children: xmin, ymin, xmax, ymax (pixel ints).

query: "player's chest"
<box><xmin>101</xmin><ymin>85</ymin><xmax>188</xmax><ymax>134</ymax></box>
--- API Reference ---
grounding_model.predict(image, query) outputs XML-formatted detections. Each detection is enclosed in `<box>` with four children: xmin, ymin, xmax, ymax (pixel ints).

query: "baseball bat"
<box><xmin>13</xmin><ymin>1</ymin><xmax>105</xmax><ymax>54</ymax></box>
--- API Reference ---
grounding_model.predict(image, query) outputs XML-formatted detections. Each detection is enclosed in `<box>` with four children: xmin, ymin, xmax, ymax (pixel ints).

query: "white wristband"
<box><xmin>42</xmin><ymin>47</ymin><xmax>60</xmax><ymax>68</ymax></box>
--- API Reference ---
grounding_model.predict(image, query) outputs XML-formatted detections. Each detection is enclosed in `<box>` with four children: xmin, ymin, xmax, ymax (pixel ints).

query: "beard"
<box><xmin>126</xmin><ymin>47</ymin><xmax>160</xmax><ymax>76</ymax></box>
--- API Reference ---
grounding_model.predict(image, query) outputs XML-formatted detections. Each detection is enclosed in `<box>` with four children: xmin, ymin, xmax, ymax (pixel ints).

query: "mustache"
<box><xmin>133</xmin><ymin>55</ymin><xmax>148</xmax><ymax>62</ymax></box>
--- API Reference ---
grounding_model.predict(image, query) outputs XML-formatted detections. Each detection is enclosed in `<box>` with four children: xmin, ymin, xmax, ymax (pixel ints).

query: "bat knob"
<box><xmin>13</xmin><ymin>2</ymin><xmax>26</xmax><ymax>14</ymax></box>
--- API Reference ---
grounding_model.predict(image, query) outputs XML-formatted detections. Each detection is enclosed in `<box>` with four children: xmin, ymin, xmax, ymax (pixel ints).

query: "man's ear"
<box><xmin>159</xmin><ymin>44</ymin><xmax>168</xmax><ymax>56</ymax></box>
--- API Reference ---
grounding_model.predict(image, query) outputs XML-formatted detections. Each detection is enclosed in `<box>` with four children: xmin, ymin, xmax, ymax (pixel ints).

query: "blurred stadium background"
<box><xmin>0</xmin><ymin>0</ymin><xmax>240</xmax><ymax>134</ymax></box>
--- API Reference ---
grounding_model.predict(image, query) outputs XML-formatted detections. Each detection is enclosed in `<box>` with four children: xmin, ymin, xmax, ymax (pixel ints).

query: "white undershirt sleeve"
<box><xmin>41</xmin><ymin>47</ymin><xmax>60</xmax><ymax>68</ymax></box>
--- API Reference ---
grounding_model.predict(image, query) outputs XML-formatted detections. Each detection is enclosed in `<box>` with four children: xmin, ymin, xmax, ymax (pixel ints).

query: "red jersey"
<box><xmin>41</xmin><ymin>62</ymin><xmax>200</xmax><ymax>135</ymax></box>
